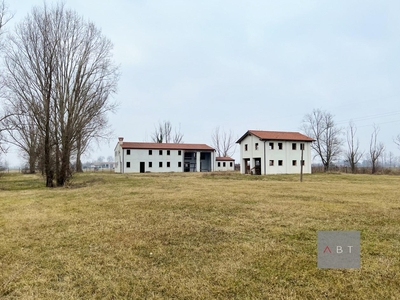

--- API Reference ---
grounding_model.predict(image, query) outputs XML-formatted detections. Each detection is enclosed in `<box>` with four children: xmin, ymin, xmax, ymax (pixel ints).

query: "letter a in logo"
<box><xmin>323</xmin><ymin>246</ymin><xmax>332</xmax><ymax>253</ymax></box>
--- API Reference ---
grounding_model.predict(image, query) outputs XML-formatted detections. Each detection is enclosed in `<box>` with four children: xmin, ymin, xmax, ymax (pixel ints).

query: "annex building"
<box><xmin>237</xmin><ymin>130</ymin><xmax>314</xmax><ymax>175</ymax></box>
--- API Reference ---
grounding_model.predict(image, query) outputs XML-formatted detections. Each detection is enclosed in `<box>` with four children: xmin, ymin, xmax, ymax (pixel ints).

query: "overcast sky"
<box><xmin>3</xmin><ymin>0</ymin><xmax>400</xmax><ymax>166</ymax></box>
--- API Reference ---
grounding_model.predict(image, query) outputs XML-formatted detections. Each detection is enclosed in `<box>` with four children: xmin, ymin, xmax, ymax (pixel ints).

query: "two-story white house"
<box><xmin>236</xmin><ymin>130</ymin><xmax>314</xmax><ymax>175</ymax></box>
<box><xmin>215</xmin><ymin>157</ymin><xmax>235</xmax><ymax>171</ymax></box>
<box><xmin>114</xmin><ymin>137</ymin><xmax>216</xmax><ymax>173</ymax></box>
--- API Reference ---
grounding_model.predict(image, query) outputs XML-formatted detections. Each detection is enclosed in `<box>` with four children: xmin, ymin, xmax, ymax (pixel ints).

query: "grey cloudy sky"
<box><xmin>4</xmin><ymin>0</ymin><xmax>400</xmax><ymax>166</ymax></box>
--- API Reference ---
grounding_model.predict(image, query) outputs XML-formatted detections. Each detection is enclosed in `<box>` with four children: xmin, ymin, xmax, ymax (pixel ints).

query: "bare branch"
<box><xmin>394</xmin><ymin>134</ymin><xmax>400</xmax><ymax>149</ymax></box>
<box><xmin>301</xmin><ymin>109</ymin><xmax>343</xmax><ymax>171</ymax></box>
<box><xmin>211</xmin><ymin>126</ymin><xmax>236</xmax><ymax>157</ymax></box>
<box><xmin>345</xmin><ymin>121</ymin><xmax>364</xmax><ymax>173</ymax></box>
<box><xmin>369</xmin><ymin>124</ymin><xmax>385</xmax><ymax>174</ymax></box>
<box><xmin>151</xmin><ymin>120</ymin><xmax>183</xmax><ymax>143</ymax></box>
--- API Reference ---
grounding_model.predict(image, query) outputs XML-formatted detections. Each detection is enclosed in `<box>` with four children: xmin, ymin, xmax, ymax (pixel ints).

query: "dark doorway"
<box><xmin>254</xmin><ymin>158</ymin><xmax>261</xmax><ymax>175</ymax></box>
<box><xmin>184</xmin><ymin>162</ymin><xmax>190</xmax><ymax>172</ymax></box>
<box><xmin>244</xmin><ymin>158</ymin><xmax>250</xmax><ymax>174</ymax></box>
<box><xmin>140</xmin><ymin>162</ymin><xmax>145</xmax><ymax>173</ymax></box>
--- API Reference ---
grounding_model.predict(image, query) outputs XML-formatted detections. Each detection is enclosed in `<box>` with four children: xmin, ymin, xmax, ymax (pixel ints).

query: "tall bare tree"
<box><xmin>302</xmin><ymin>109</ymin><xmax>343</xmax><ymax>171</ymax></box>
<box><xmin>211</xmin><ymin>126</ymin><xmax>236</xmax><ymax>157</ymax></box>
<box><xmin>4</xmin><ymin>3</ymin><xmax>119</xmax><ymax>186</ymax></box>
<box><xmin>0</xmin><ymin>0</ymin><xmax>13</xmax><ymax>154</ymax></box>
<box><xmin>345</xmin><ymin>121</ymin><xmax>363</xmax><ymax>173</ymax></box>
<box><xmin>369</xmin><ymin>124</ymin><xmax>385</xmax><ymax>174</ymax></box>
<box><xmin>151</xmin><ymin>120</ymin><xmax>183</xmax><ymax>143</ymax></box>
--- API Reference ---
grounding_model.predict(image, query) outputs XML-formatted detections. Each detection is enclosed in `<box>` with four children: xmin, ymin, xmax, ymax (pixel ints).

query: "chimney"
<box><xmin>118</xmin><ymin>137</ymin><xmax>124</xmax><ymax>145</ymax></box>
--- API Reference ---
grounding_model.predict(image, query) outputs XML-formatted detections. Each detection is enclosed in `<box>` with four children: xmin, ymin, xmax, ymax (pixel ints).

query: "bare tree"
<box><xmin>74</xmin><ymin>113</ymin><xmax>113</xmax><ymax>172</ymax></box>
<box><xmin>302</xmin><ymin>109</ymin><xmax>343</xmax><ymax>171</ymax></box>
<box><xmin>172</xmin><ymin>124</ymin><xmax>184</xmax><ymax>143</ymax></box>
<box><xmin>0</xmin><ymin>0</ymin><xmax>13</xmax><ymax>154</ymax></box>
<box><xmin>369</xmin><ymin>125</ymin><xmax>385</xmax><ymax>174</ymax></box>
<box><xmin>3</xmin><ymin>3</ymin><xmax>119</xmax><ymax>186</ymax></box>
<box><xmin>0</xmin><ymin>0</ymin><xmax>12</xmax><ymax>43</ymax></box>
<box><xmin>3</xmin><ymin>104</ymin><xmax>40</xmax><ymax>173</ymax></box>
<box><xmin>151</xmin><ymin>120</ymin><xmax>183</xmax><ymax>143</ymax></box>
<box><xmin>211</xmin><ymin>126</ymin><xmax>236</xmax><ymax>157</ymax></box>
<box><xmin>344</xmin><ymin>121</ymin><xmax>363</xmax><ymax>173</ymax></box>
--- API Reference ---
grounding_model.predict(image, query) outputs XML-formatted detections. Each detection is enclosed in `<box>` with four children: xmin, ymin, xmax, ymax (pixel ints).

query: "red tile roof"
<box><xmin>120</xmin><ymin>142</ymin><xmax>215</xmax><ymax>151</ymax></box>
<box><xmin>237</xmin><ymin>130</ymin><xmax>314</xmax><ymax>143</ymax></box>
<box><xmin>216</xmin><ymin>156</ymin><xmax>235</xmax><ymax>161</ymax></box>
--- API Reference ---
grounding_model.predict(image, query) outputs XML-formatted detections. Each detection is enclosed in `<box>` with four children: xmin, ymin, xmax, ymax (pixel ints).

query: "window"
<box><xmin>301</xmin><ymin>160</ymin><xmax>305</xmax><ymax>166</ymax></box>
<box><xmin>292</xmin><ymin>143</ymin><xmax>297</xmax><ymax>150</ymax></box>
<box><xmin>127</xmin><ymin>149</ymin><xmax>131</xmax><ymax>155</ymax></box>
<box><xmin>159</xmin><ymin>162</ymin><xmax>163</xmax><ymax>167</ymax></box>
<box><xmin>230</xmin><ymin>162</ymin><xmax>233</xmax><ymax>167</ymax></box>
<box><xmin>178</xmin><ymin>162</ymin><xmax>182</xmax><ymax>167</ymax></box>
<box><xmin>167</xmin><ymin>162</ymin><xmax>170</xmax><ymax>167</ymax></box>
<box><xmin>178</xmin><ymin>150</ymin><xmax>182</xmax><ymax>155</ymax></box>
<box><xmin>255</xmin><ymin>143</ymin><xmax>259</xmax><ymax>150</ymax></box>
<box><xmin>269</xmin><ymin>142</ymin><xmax>274</xmax><ymax>150</ymax></box>
<box><xmin>149</xmin><ymin>150</ymin><xmax>152</xmax><ymax>155</ymax></box>
<box><xmin>167</xmin><ymin>150</ymin><xmax>170</xmax><ymax>155</ymax></box>
<box><xmin>149</xmin><ymin>162</ymin><xmax>152</xmax><ymax>168</ymax></box>
<box><xmin>126</xmin><ymin>162</ymin><xmax>130</xmax><ymax>168</ymax></box>
<box><xmin>278</xmin><ymin>143</ymin><xmax>283</xmax><ymax>150</ymax></box>
<box><xmin>269</xmin><ymin>160</ymin><xmax>274</xmax><ymax>166</ymax></box>
<box><xmin>278</xmin><ymin>160</ymin><xmax>283</xmax><ymax>166</ymax></box>
<box><xmin>245</xmin><ymin>144</ymin><xmax>248</xmax><ymax>151</ymax></box>
<box><xmin>300</xmin><ymin>143</ymin><xmax>305</xmax><ymax>150</ymax></box>
<box><xmin>218</xmin><ymin>162</ymin><xmax>221</xmax><ymax>167</ymax></box>
<box><xmin>223</xmin><ymin>162</ymin><xmax>226</xmax><ymax>167</ymax></box>
<box><xmin>159</xmin><ymin>150</ymin><xmax>163</xmax><ymax>155</ymax></box>
<box><xmin>184</xmin><ymin>152</ymin><xmax>194</xmax><ymax>159</ymax></box>
<box><xmin>292</xmin><ymin>160</ymin><xmax>297</xmax><ymax>166</ymax></box>
<box><xmin>200</xmin><ymin>153</ymin><xmax>206</xmax><ymax>159</ymax></box>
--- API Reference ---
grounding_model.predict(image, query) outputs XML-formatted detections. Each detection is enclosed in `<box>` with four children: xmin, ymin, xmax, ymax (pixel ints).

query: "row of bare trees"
<box><xmin>302</xmin><ymin>109</ymin><xmax>396</xmax><ymax>174</ymax></box>
<box><xmin>151</xmin><ymin>120</ymin><xmax>184</xmax><ymax>143</ymax></box>
<box><xmin>150</xmin><ymin>121</ymin><xmax>237</xmax><ymax>158</ymax></box>
<box><xmin>0</xmin><ymin>2</ymin><xmax>119</xmax><ymax>186</ymax></box>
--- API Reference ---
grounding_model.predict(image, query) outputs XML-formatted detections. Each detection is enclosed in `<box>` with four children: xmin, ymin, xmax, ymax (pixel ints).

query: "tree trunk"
<box><xmin>372</xmin><ymin>162</ymin><xmax>377</xmax><ymax>174</ymax></box>
<box><xmin>76</xmin><ymin>136</ymin><xmax>83</xmax><ymax>172</ymax></box>
<box><xmin>45</xmin><ymin>87</ymin><xmax>53</xmax><ymax>187</ymax></box>
<box><xmin>57</xmin><ymin>138</ymin><xmax>72</xmax><ymax>186</ymax></box>
<box><xmin>29</xmin><ymin>154</ymin><xmax>36</xmax><ymax>174</ymax></box>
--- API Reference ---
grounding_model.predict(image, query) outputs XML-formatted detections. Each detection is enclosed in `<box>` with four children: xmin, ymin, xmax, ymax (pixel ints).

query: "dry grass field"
<box><xmin>0</xmin><ymin>171</ymin><xmax>399</xmax><ymax>299</ymax></box>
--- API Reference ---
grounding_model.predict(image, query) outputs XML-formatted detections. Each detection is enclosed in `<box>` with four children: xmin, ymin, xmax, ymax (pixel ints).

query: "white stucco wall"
<box><xmin>239</xmin><ymin>135</ymin><xmax>312</xmax><ymax>175</ymax></box>
<box><xmin>121</xmin><ymin>148</ymin><xmax>184</xmax><ymax>173</ymax></box>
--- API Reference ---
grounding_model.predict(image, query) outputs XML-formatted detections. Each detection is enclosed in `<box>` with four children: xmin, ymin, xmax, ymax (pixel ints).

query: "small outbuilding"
<box><xmin>215</xmin><ymin>157</ymin><xmax>235</xmax><ymax>171</ymax></box>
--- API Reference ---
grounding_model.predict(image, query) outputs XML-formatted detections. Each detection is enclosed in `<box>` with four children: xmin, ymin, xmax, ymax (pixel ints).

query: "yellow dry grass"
<box><xmin>0</xmin><ymin>171</ymin><xmax>399</xmax><ymax>299</ymax></box>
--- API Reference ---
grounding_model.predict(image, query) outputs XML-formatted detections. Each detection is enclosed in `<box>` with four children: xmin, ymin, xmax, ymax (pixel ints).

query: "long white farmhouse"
<box><xmin>114</xmin><ymin>137</ymin><xmax>216</xmax><ymax>173</ymax></box>
<box><xmin>237</xmin><ymin>130</ymin><xmax>314</xmax><ymax>175</ymax></box>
